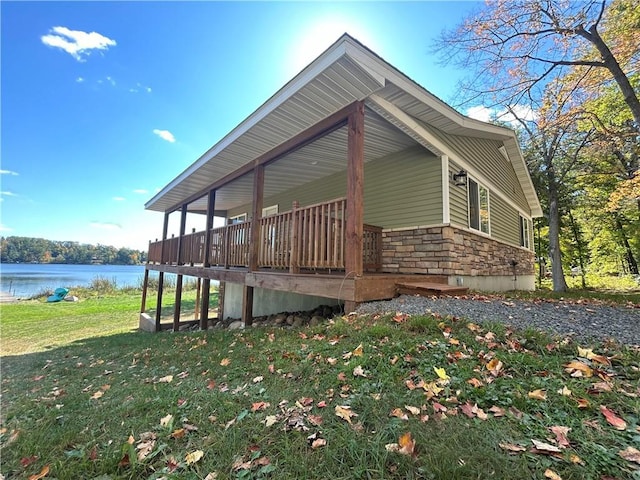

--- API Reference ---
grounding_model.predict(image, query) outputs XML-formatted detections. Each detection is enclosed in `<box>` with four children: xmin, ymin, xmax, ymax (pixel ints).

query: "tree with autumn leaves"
<box><xmin>436</xmin><ymin>0</ymin><xmax>639</xmax><ymax>291</ymax></box>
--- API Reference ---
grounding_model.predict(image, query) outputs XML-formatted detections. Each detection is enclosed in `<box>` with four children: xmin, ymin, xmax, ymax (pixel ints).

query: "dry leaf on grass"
<box><xmin>385</xmin><ymin>432</ymin><xmax>416</xmax><ymax>456</ymax></box>
<box><xmin>27</xmin><ymin>465</ymin><xmax>50</xmax><ymax>480</ymax></box>
<box><xmin>157</xmin><ymin>375</ymin><xmax>173</xmax><ymax>383</ymax></box>
<box><xmin>335</xmin><ymin>405</ymin><xmax>358</xmax><ymax>424</ymax></box>
<box><xmin>528</xmin><ymin>389</ymin><xmax>547</xmax><ymax>401</ymax></box>
<box><xmin>619</xmin><ymin>446</ymin><xmax>640</xmax><ymax>464</ymax></box>
<box><xmin>544</xmin><ymin>469</ymin><xmax>562</xmax><ymax>480</ymax></box>
<box><xmin>185</xmin><ymin>450</ymin><xmax>204</xmax><ymax>465</ymax></box>
<box><xmin>550</xmin><ymin>426</ymin><xmax>571</xmax><ymax>448</ymax></box>
<box><xmin>600</xmin><ymin>405</ymin><xmax>627</xmax><ymax>430</ymax></box>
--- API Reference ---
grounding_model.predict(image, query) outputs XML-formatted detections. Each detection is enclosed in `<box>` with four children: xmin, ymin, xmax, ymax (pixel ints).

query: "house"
<box><xmin>140</xmin><ymin>34</ymin><xmax>542</xmax><ymax>332</ymax></box>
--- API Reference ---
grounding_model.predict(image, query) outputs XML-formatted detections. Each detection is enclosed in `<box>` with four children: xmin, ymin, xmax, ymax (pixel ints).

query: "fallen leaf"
<box><xmin>204</xmin><ymin>472</ymin><xmax>218</xmax><ymax>480</ymax></box>
<box><xmin>160</xmin><ymin>414</ymin><xmax>173</xmax><ymax>427</ymax></box>
<box><xmin>486</xmin><ymin>358</ymin><xmax>503</xmax><ymax>376</ymax></box>
<box><xmin>251</xmin><ymin>401</ymin><xmax>270</xmax><ymax>412</ymax></box>
<box><xmin>576</xmin><ymin>398</ymin><xmax>590</xmax><ymax>409</ymax></box>
<box><xmin>252</xmin><ymin>376</ymin><xmax>264</xmax><ymax>383</ymax></box>
<box><xmin>557</xmin><ymin>386</ymin><xmax>572</xmax><ymax>396</ymax></box>
<box><xmin>20</xmin><ymin>456</ymin><xmax>38</xmax><ymax>467</ymax></box>
<box><xmin>158</xmin><ymin>375</ymin><xmax>173</xmax><ymax>383</ymax></box>
<box><xmin>564</xmin><ymin>361</ymin><xmax>592</xmax><ymax>378</ymax></box>
<box><xmin>28</xmin><ymin>465</ymin><xmax>50</xmax><ymax>480</ymax></box>
<box><xmin>544</xmin><ymin>468</ymin><xmax>562</xmax><ymax>480</ymax></box>
<box><xmin>170</xmin><ymin>428</ymin><xmax>186</xmax><ymax>439</ymax></box>
<box><xmin>433</xmin><ymin>366</ymin><xmax>450</xmax><ymax>381</ymax></box>
<box><xmin>619</xmin><ymin>446</ymin><xmax>640</xmax><ymax>464</ymax></box>
<box><xmin>90</xmin><ymin>391</ymin><xmax>104</xmax><ymax>400</ymax></box>
<box><xmin>405</xmin><ymin>405</ymin><xmax>421</xmax><ymax>416</ymax></box>
<box><xmin>264</xmin><ymin>415</ymin><xmax>278</xmax><ymax>427</ymax></box>
<box><xmin>550</xmin><ymin>426</ymin><xmax>571</xmax><ymax>448</ymax></box>
<box><xmin>312</xmin><ymin>437</ymin><xmax>327</xmax><ymax>449</ymax></box>
<box><xmin>353</xmin><ymin>365</ymin><xmax>367</xmax><ymax>378</ymax></box>
<box><xmin>390</xmin><ymin>408</ymin><xmax>408</xmax><ymax>420</ymax></box>
<box><xmin>467</xmin><ymin>378</ymin><xmax>484</xmax><ymax>388</ymax></box>
<box><xmin>461</xmin><ymin>402</ymin><xmax>476</xmax><ymax>418</ymax></box>
<box><xmin>393</xmin><ymin>312</ymin><xmax>409</xmax><ymax>323</ymax></box>
<box><xmin>219</xmin><ymin>358</ymin><xmax>231</xmax><ymax>366</ymax></box>
<box><xmin>185</xmin><ymin>450</ymin><xmax>204</xmax><ymax>465</ymax></box>
<box><xmin>489</xmin><ymin>405</ymin><xmax>506</xmax><ymax>417</ymax></box>
<box><xmin>531</xmin><ymin>439</ymin><xmax>562</xmax><ymax>453</ymax></box>
<box><xmin>600</xmin><ymin>405</ymin><xmax>627</xmax><ymax>430</ymax></box>
<box><xmin>422</xmin><ymin>382</ymin><xmax>443</xmax><ymax>399</ymax></box>
<box><xmin>352</xmin><ymin>343</ymin><xmax>364</xmax><ymax>357</ymax></box>
<box><xmin>335</xmin><ymin>405</ymin><xmax>358</xmax><ymax>424</ymax></box>
<box><xmin>398</xmin><ymin>431</ymin><xmax>416</xmax><ymax>456</ymax></box>
<box><xmin>528</xmin><ymin>389</ymin><xmax>547</xmax><ymax>401</ymax></box>
<box><xmin>499</xmin><ymin>442</ymin><xmax>526</xmax><ymax>453</ymax></box>
<box><xmin>317</xmin><ymin>400</ymin><xmax>327</xmax><ymax>408</ymax></box>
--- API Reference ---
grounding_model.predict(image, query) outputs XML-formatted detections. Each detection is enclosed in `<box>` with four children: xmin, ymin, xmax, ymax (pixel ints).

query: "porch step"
<box><xmin>395</xmin><ymin>281</ymin><xmax>468</xmax><ymax>297</ymax></box>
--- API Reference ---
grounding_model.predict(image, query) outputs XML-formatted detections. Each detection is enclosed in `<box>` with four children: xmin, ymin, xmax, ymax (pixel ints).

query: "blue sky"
<box><xmin>1</xmin><ymin>1</ymin><xmax>482</xmax><ymax>252</ymax></box>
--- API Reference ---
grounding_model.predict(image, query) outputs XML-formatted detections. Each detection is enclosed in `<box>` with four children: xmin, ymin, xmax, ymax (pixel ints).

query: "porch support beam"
<box><xmin>243</xmin><ymin>164</ymin><xmax>264</xmax><ymax>326</ymax></box>
<box><xmin>173</xmin><ymin>204</ymin><xmax>188</xmax><ymax>332</ymax></box>
<box><xmin>345</xmin><ymin>100</ymin><xmax>365</xmax><ymax>278</ymax></box>
<box><xmin>200</xmin><ymin>189</ymin><xmax>216</xmax><ymax>330</ymax></box>
<box><xmin>155</xmin><ymin>212</ymin><xmax>170</xmax><ymax>331</ymax></box>
<box><xmin>165</xmin><ymin>101</ymin><xmax>360</xmax><ymax>213</ymax></box>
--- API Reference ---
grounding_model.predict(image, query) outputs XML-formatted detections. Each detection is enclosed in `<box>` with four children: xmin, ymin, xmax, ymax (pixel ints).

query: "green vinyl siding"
<box><xmin>449</xmin><ymin>160</ymin><xmax>468</xmax><ymax>227</ymax></box>
<box><xmin>490</xmin><ymin>194</ymin><xmax>520</xmax><ymax>246</ymax></box>
<box><xmin>227</xmin><ymin>145</ymin><xmax>442</xmax><ymax>229</ymax></box>
<box><xmin>419</xmin><ymin>121</ymin><xmax>530</xmax><ymax>214</ymax></box>
<box><xmin>363</xmin><ymin>146</ymin><xmax>441</xmax><ymax>228</ymax></box>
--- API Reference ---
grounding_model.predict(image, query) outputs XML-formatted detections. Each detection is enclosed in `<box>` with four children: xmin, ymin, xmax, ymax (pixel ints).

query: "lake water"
<box><xmin>0</xmin><ymin>264</ymin><xmax>154</xmax><ymax>298</ymax></box>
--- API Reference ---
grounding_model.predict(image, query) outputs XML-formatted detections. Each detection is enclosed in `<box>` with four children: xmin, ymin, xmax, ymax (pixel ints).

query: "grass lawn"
<box><xmin>1</xmin><ymin>289</ymin><xmax>639</xmax><ymax>479</ymax></box>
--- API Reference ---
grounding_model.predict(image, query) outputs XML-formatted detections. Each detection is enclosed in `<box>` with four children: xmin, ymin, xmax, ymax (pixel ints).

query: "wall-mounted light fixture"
<box><xmin>452</xmin><ymin>170</ymin><xmax>467</xmax><ymax>187</ymax></box>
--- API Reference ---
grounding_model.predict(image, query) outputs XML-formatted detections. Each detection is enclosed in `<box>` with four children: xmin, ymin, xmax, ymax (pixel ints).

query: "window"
<box><xmin>468</xmin><ymin>179</ymin><xmax>490</xmax><ymax>234</ymax></box>
<box><xmin>262</xmin><ymin>205</ymin><xmax>279</xmax><ymax>217</ymax></box>
<box><xmin>229</xmin><ymin>213</ymin><xmax>247</xmax><ymax>224</ymax></box>
<box><xmin>520</xmin><ymin>215</ymin><xmax>531</xmax><ymax>249</ymax></box>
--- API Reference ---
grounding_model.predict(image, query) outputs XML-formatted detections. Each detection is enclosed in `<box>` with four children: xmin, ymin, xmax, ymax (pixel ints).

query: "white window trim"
<box><xmin>520</xmin><ymin>215</ymin><xmax>531</xmax><ymax>250</ymax></box>
<box><xmin>467</xmin><ymin>177</ymin><xmax>491</xmax><ymax>235</ymax></box>
<box><xmin>262</xmin><ymin>204</ymin><xmax>279</xmax><ymax>217</ymax></box>
<box><xmin>229</xmin><ymin>213</ymin><xmax>247</xmax><ymax>224</ymax></box>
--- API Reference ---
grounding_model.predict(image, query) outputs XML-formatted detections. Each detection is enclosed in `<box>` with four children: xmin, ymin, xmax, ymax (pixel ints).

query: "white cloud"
<box><xmin>153</xmin><ymin>129</ymin><xmax>176</xmax><ymax>143</ymax></box>
<box><xmin>112</xmin><ymin>196</ymin><xmax>126</xmax><ymax>201</ymax></box>
<box><xmin>467</xmin><ymin>104</ymin><xmax>538</xmax><ymax>127</ymax></box>
<box><xmin>0</xmin><ymin>170</ymin><xmax>19</xmax><ymax>176</ymax></box>
<box><xmin>133</xmin><ymin>189</ymin><xmax>149</xmax><ymax>194</ymax></box>
<box><xmin>0</xmin><ymin>223</ymin><xmax>13</xmax><ymax>232</ymax></box>
<box><xmin>41</xmin><ymin>26</ymin><xmax>116</xmax><ymax>62</ymax></box>
<box><xmin>466</xmin><ymin>106</ymin><xmax>494</xmax><ymax>122</ymax></box>
<box><xmin>1</xmin><ymin>191</ymin><xmax>17</xmax><ymax>197</ymax></box>
<box><xmin>76</xmin><ymin>76</ymin><xmax>85</xmax><ymax>83</ymax></box>
<box><xmin>90</xmin><ymin>222</ymin><xmax>121</xmax><ymax>231</ymax></box>
<box><xmin>497</xmin><ymin>105</ymin><xmax>538</xmax><ymax>123</ymax></box>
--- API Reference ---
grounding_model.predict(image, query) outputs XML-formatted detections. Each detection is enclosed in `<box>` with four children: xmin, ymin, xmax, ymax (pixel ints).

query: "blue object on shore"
<box><xmin>47</xmin><ymin>287</ymin><xmax>69</xmax><ymax>303</ymax></box>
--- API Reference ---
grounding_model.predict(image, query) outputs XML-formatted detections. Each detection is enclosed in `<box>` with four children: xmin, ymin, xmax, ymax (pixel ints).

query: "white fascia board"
<box><xmin>343</xmin><ymin>39</ymin><xmax>512</xmax><ymax>139</ymax></box>
<box><xmin>146</xmin><ymin>40</ymin><xmax>354</xmax><ymax>211</ymax></box>
<box><xmin>368</xmin><ymin>94</ymin><xmax>535</xmax><ymax>219</ymax></box>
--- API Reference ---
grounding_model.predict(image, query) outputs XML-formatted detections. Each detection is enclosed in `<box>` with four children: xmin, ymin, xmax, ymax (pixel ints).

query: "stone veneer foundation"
<box><xmin>381</xmin><ymin>225</ymin><xmax>534</xmax><ymax>279</ymax></box>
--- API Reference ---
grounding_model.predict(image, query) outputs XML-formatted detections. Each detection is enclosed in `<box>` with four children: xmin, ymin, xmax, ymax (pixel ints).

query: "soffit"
<box><xmin>186</xmin><ymin>107</ymin><xmax>418</xmax><ymax>212</ymax></box>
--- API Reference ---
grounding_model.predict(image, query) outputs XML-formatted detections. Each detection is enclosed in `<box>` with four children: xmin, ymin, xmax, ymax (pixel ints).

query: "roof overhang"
<box><xmin>145</xmin><ymin>33</ymin><xmax>541</xmax><ymax>218</ymax></box>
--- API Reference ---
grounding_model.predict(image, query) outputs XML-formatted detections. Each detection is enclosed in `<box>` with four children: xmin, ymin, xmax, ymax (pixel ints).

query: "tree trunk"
<box><xmin>547</xmin><ymin>171</ymin><xmax>568</xmax><ymax>292</ymax></box>
<box><xmin>614</xmin><ymin>216</ymin><xmax>639</xmax><ymax>275</ymax></box>
<box><xmin>582</xmin><ymin>25</ymin><xmax>640</xmax><ymax>127</ymax></box>
<box><xmin>567</xmin><ymin>210</ymin><xmax>587</xmax><ymax>289</ymax></box>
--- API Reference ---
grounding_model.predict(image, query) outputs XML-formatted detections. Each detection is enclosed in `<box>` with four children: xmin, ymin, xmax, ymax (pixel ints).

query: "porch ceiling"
<box><xmin>186</xmin><ymin>107</ymin><xmax>419</xmax><ymax>213</ymax></box>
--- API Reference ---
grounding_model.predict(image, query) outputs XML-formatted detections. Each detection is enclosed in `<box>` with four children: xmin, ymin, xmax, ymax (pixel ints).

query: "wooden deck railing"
<box><xmin>147</xmin><ymin>197</ymin><xmax>381</xmax><ymax>271</ymax></box>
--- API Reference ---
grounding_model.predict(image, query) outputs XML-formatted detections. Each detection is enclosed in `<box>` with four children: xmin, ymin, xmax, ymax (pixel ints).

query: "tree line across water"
<box><xmin>0</xmin><ymin>236</ymin><xmax>147</xmax><ymax>265</ymax></box>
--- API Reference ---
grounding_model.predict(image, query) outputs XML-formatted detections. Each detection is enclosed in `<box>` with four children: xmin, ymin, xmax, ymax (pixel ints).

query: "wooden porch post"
<box><xmin>155</xmin><ymin>212</ymin><xmax>170</xmax><ymax>331</ymax></box>
<box><xmin>200</xmin><ymin>189</ymin><xmax>216</xmax><ymax>330</ymax></box>
<box><xmin>173</xmin><ymin>204</ymin><xmax>188</xmax><ymax>332</ymax></box>
<box><xmin>140</xmin><ymin>266</ymin><xmax>149</xmax><ymax>313</ymax></box>
<box><xmin>346</xmin><ymin>101</ymin><xmax>364</xmax><ymax>277</ymax></box>
<box><xmin>344</xmin><ymin>101</ymin><xmax>365</xmax><ymax>313</ymax></box>
<box><xmin>289</xmin><ymin>201</ymin><xmax>300</xmax><ymax>274</ymax></box>
<box><xmin>243</xmin><ymin>164</ymin><xmax>264</xmax><ymax>326</ymax></box>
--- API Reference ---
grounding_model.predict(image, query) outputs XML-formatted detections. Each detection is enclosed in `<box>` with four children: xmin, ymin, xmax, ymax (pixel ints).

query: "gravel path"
<box><xmin>357</xmin><ymin>295</ymin><xmax>640</xmax><ymax>346</ymax></box>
